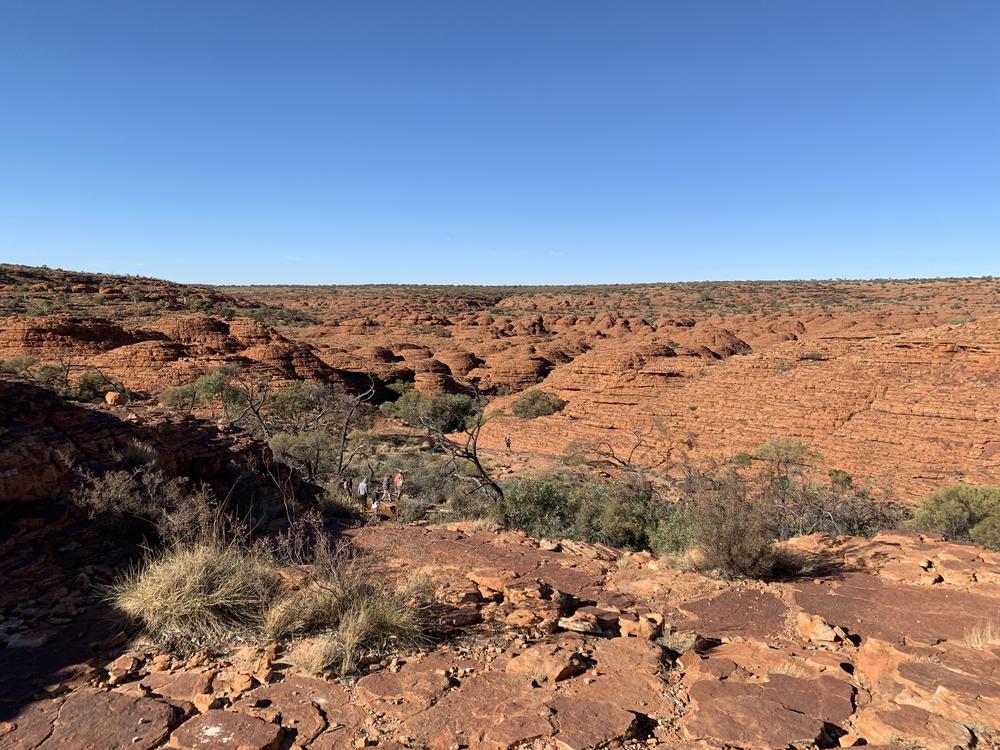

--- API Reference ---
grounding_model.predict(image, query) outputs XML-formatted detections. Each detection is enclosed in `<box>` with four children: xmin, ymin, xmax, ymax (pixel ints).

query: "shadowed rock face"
<box><xmin>2</xmin><ymin>521</ymin><xmax>998</xmax><ymax>749</ymax></box>
<box><xmin>0</xmin><ymin>380</ymin><xmax>266</xmax><ymax>503</ymax></box>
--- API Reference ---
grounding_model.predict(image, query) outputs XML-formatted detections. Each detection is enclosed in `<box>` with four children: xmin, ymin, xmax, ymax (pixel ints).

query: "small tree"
<box><xmin>912</xmin><ymin>485</ymin><xmax>1000</xmax><ymax>549</ymax></box>
<box><xmin>269</xmin><ymin>431</ymin><xmax>340</xmax><ymax>483</ymax></box>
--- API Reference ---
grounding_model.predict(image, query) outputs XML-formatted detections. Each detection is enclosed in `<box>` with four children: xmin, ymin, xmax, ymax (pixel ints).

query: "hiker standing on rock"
<box><xmin>505</xmin><ymin>434</ymin><xmax>512</xmax><ymax>453</ymax></box>
<box><xmin>393</xmin><ymin>470</ymin><xmax>404</xmax><ymax>499</ymax></box>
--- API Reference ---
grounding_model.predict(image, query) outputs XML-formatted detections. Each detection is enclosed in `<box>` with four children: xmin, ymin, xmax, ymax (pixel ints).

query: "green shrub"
<box><xmin>379</xmin><ymin>391</ymin><xmax>478</xmax><ymax>433</ymax></box>
<box><xmin>648</xmin><ymin>504</ymin><xmax>698</xmax><ymax>556</ymax></box>
<box><xmin>511</xmin><ymin>390</ymin><xmax>566</xmax><ymax>419</ymax></box>
<box><xmin>385</xmin><ymin>380</ymin><xmax>412</xmax><ymax>399</ymax></box>
<box><xmin>71</xmin><ymin>370</ymin><xmax>109</xmax><ymax>402</ymax></box>
<box><xmin>911</xmin><ymin>485</ymin><xmax>1000</xmax><ymax>550</ymax></box>
<box><xmin>160</xmin><ymin>368</ymin><xmax>238</xmax><ymax>412</ymax></box>
<box><xmin>0</xmin><ymin>355</ymin><xmax>37</xmax><ymax>375</ymax></box>
<box><xmin>160</xmin><ymin>382</ymin><xmax>198</xmax><ymax>410</ymax></box>
<box><xmin>396</xmin><ymin>496</ymin><xmax>434</xmax><ymax>523</ymax></box>
<box><xmin>492</xmin><ymin>475</ymin><xmax>574</xmax><ymax>538</ymax></box>
<box><xmin>30</xmin><ymin>363</ymin><xmax>70</xmax><ymax>393</ymax></box>
<box><xmin>455</xmin><ymin>473</ymin><xmax>671</xmax><ymax>552</ymax></box>
<box><xmin>25</xmin><ymin>298</ymin><xmax>54</xmax><ymax>316</ymax></box>
<box><xmin>572</xmin><ymin>479</ymin><xmax>664</xmax><ymax>550</ymax></box>
<box><xmin>828</xmin><ymin>469</ymin><xmax>853</xmax><ymax>489</ymax></box>
<box><xmin>970</xmin><ymin>513</ymin><xmax>1000</xmax><ymax>550</ymax></box>
<box><xmin>72</xmin><ymin>467</ymin><xmax>219</xmax><ymax>544</ymax></box>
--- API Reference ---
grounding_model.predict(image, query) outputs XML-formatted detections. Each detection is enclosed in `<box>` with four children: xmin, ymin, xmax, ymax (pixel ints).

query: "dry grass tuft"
<box><xmin>111</xmin><ymin>541</ymin><xmax>280</xmax><ymax>649</ymax></box>
<box><xmin>270</xmin><ymin>564</ymin><xmax>435</xmax><ymax>674</ymax></box>
<box><xmin>287</xmin><ymin>634</ymin><xmax>342</xmax><ymax>674</ymax></box>
<box><xmin>962</xmin><ymin>621</ymin><xmax>1000</xmax><ymax>650</ymax></box>
<box><xmin>264</xmin><ymin>585</ymin><xmax>343</xmax><ymax>641</ymax></box>
<box><xmin>111</xmin><ymin>509</ymin><xmax>436</xmax><ymax>672</ymax></box>
<box><xmin>768</xmin><ymin>661</ymin><xmax>811</xmax><ymax>679</ymax></box>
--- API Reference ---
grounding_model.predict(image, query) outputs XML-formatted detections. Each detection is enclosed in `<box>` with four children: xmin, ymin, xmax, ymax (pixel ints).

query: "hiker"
<box><xmin>505</xmin><ymin>434</ymin><xmax>512</xmax><ymax>453</ymax></box>
<box><xmin>393</xmin><ymin>470</ymin><xmax>404</xmax><ymax>499</ymax></box>
<box><xmin>341</xmin><ymin>476</ymin><xmax>352</xmax><ymax>497</ymax></box>
<box><xmin>357</xmin><ymin>476</ymin><xmax>368</xmax><ymax>508</ymax></box>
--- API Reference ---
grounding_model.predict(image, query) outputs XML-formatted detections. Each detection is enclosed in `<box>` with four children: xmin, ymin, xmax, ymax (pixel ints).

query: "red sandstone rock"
<box><xmin>169</xmin><ymin>710</ymin><xmax>282</xmax><ymax>750</ymax></box>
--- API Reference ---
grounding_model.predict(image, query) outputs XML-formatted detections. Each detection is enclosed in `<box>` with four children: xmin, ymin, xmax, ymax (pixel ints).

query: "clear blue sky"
<box><xmin>1</xmin><ymin>2</ymin><xmax>998</xmax><ymax>284</ymax></box>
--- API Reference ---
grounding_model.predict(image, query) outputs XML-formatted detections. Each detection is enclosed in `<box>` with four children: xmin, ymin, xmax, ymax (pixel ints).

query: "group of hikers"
<box><xmin>339</xmin><ymin>434</ymin><xmax>513</xmax><ymax>520</ymax></box>
<box><xmin>340</xmin><ymin>470</ymin><xmax>405</xmax><ymax>517</ymax></box>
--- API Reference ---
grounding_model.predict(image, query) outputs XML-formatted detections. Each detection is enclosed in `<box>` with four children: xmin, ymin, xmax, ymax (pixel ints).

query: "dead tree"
<box><xmin>590</xmin><ymin>425</ymin><xmax>670</xmax><ymax>477</ymax></box>
<box><xmin>226</xmin><ymin>371</ymin><xmax>273</xmax><ymax>437</ymax></box>
<box><xmin>335</xmin><ymin>374</ymin><xmax>377</xmax><ymax>479</ymax></box>
<box><xmin>423</xmin><ymin>391</ymin><xmax>503</xmax><ymax>502</ymax></box>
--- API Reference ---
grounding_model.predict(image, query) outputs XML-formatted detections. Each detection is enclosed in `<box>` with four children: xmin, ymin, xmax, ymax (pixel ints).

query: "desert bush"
<box><xmin>72</xmin><ymin>467</ymin><xmax>221</xmax><ymax>545</ymax></box>
<box><xmin>363</xmin><ymin>450</ymin><xmax>466</xmax><ymax>509</ymax></box>
<box><xmin>648</xmin><ymin>504</ymin><xmax>698</xmax><ymax>556</ymax></box>
<box><xmin>25</xmin><ymin>298</ymin><xmax>53</xmax><ymax>316</ymax></box>
<box><xmin>571</xmin><ymin>478</ymin><xmax>665</xmax><ymax>550</ymax></box>
<box><xmin>455</xmin><ymin>473</ymin><xmax>672</xmax><ymax>551</ymax></box>
<box><xmin>159</xmin><ymin>367</ymin><xmax>237</xmax><ymax>412</ymax></box>
<box><xmin>385</xmin><ymin>380</ymin><xmax>412</xmax><ymax>399</ymax></box>
<box><xmin>560</xmin><ymin>439</ymin><xmax>591</xmax><ymax>467</ymax></box>
<box><xmin>477</xmin><ymin>474</ymin><xmax>571</xmax><ymax>538</ymax></box>
<box><xmin>71</xmin><ymin>369</ymin><xmax>109</xmax><ymax>402</ymax></box>
<box><xmin>1</xmin><ymin>355</ymin><xmax>37</xmax><ymax>377</ymax></box>
<box><xmin>799</xmin><ymin>482</ymin><xmax>911</xmax><ymax>538</ymax></box>
<box><xmin>691</xmin><ymin>478</ymin><xmax>782</xmax><ymax>580</ymax></box>
<box><xmin>112</xmin><ymin>540</ymin><xmax>280</xmax><ymax>648</ymax></box>
<box><xmin>511</xmin><ymin>390</ymin><xmax>566</xmax><ymax>419</ymax></box>
<box><xmin>911</xmin><ymin>485</ymin><xmax>1000</xmax><ymax>550</ymax></box>
<box><xmin>319</xmin><ymin>485</ymin><xmax>358</xmax><ymax>520</ymax></box>
<box><xmin>396</xmin><ymin>496</ymin><xmax>434</xmax><ymax>522</ymax></box>
<box><xmin>970</xmin><ymin>513</ymin><xmax>1000</xmax><ymax>551</ymax></box>
<box><xmin>30</xmin><ymin>362</ymin><xmax>70</xmax><ymax>394</ymax></box>
<box><xmin>828</xmin><ymin>469</ymin><xmax>852</xmax><ymax>489</ymax></box>
<box><xmin>380</xmin><ymin>391</ymin><xmax>478</xmax><ymax>433</ymax></box>
<box><xmin>112</xmin><ymin>438</ymin><xmax>158</xmax><ymax>469</ymax></box>
<box><xmin>268</xmin><ymin>380</ymin><xmax>359</xmax><ymax>433</ymax></box>
<box><xmin>683</xmin><ymin>447</ymin><xmax>906</xmax><ymax>541</ymax></box>
<box><xmin>729</xmin><ymin>452</ymin><xmax>753</xmax><ymax>468</ymax></box>
<box><xmin>159</xmin><ymin>382</ymin><xmax>198</xmax><ymax>410</ymax></box>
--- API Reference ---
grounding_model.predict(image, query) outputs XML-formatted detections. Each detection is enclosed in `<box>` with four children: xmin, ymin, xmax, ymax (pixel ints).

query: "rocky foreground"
<box><xmin>2</xmin><ymin>517</ymin><xmax>998</xmax><ymax>750</ymax></box>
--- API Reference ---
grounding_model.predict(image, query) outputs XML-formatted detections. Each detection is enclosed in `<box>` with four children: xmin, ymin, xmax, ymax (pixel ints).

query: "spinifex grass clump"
<box><xmin>112</xmin><ymin>540</ymin><xmax>281</xmax><ymax>650</ymax></box>
<box><xmin>111</xmin><ymin>512</ymin><xmax>437</xmax><ymax>672</ymax></box>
